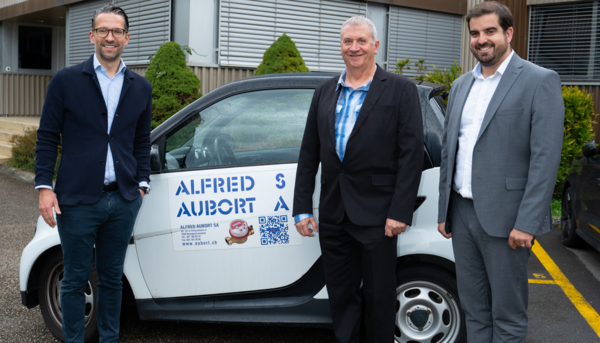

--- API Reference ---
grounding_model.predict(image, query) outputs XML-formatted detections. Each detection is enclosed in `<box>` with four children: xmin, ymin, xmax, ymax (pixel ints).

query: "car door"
<box><xmin>576</xmin><ymin>148</ymin><xmax>600</xmax><ymax>242</ymax></box>
<box><xmin>133</xmin><ymin>88</ymin><xmax>322</xmax><ymax>298</ymax></box>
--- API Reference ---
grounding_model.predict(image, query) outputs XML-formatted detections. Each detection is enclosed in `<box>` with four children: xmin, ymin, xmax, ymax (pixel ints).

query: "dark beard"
<box><xmin>471</xmin><ymin>37</ymin><xmax>509</xmax><ymax>67</ymax></box>
<box><xmin>97</xmin><ymin>46</ymin><xmax>121</xmax><ymax>62</ymax></box>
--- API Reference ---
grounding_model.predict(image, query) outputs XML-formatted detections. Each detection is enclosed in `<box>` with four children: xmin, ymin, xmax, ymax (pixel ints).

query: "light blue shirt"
<box><xmin>295</xmin><ymin>66</ymin><xmax>375</xmax><ymax>224</ymax></box>
<box><xmin>36</xmin><ymin>54</ymin><xmax>148</xmax><ymax>191</ymax></box>
<box><xmin>94</xmin><ymin>54</ymin><xmax>125</xmax><ymax>185</ymax></box>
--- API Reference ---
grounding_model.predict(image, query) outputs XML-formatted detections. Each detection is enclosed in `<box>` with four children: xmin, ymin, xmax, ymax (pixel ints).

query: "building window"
<box><xmin>387</xmin><ymin>6</ymin><xmax>462</xmax><ymax>77</ymax></box>
<box><xmin>18</xmin><ymin>26</ymin><xmax>52</xmax><ymax>70</ymax></box>
<box><xmin>219</xmin><ymin>0</ymin><xmax>367</xmax><ymax>72</ymax></box>
<box><xmin>529</xmin><ymin>1</ymin><xmax>599</xmax><ymax>82</ymax></box>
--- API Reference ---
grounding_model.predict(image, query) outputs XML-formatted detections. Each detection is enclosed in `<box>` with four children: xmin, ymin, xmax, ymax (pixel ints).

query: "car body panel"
<box><xmin>20</xmin><ymin>72</ymin><xmax>456</xmax><ymax>327</ymax></box>
<box><xmin>20</xmin><ymin>215</ymin><xmax>152</xmax><ymax>301</ymax></box>
<box><xmin>134</xmin><ymin>164</ymin><xmax>322</xmax><ymax>298</ymax></box>
<box><xmin>565</xmin><ymin>144</ymin><xmax>600</xmax><ymax>252</ymax></box>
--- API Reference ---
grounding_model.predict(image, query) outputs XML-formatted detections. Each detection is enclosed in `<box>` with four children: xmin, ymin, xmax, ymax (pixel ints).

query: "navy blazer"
<box><xmin>35</xmin><ymin>54</ymin><xmax>152</xmax><ymax>206</ymax></box>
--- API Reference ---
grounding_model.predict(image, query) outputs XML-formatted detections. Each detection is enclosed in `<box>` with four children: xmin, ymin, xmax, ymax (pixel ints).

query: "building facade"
<box><xmin>0</xmin><ymin>0</ymin><xmax>597</xmax><ymax>130</ymax></box>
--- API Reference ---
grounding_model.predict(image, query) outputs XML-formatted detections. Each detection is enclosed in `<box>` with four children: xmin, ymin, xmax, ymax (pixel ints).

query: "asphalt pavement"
<box><xmin>1</xmin><ymin>169</ymin><xmax>600</xmax><ymax>342</ymax></box>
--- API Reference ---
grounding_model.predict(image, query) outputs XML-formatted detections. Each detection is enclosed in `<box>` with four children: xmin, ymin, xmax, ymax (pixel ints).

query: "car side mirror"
<box><xmin>150</xmin><ymin>144</ymin><xmax>161</xmax><ymax>172</ymax></box>
<box><xmin>582</xmin><ymin>140</ymin><xmax>597</xmax><ymax>158</ymax></box>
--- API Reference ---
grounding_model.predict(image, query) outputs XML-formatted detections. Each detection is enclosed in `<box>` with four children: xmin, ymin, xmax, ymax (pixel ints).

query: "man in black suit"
<box><xmin>293</xmin><ymin>16</ymin><xmax>424</xmax><ymax>343</ymax></box>
<box><xmin>35</xmin><ymin>4</ymin><xmax>152</xmax><ymax>342</ymax></box>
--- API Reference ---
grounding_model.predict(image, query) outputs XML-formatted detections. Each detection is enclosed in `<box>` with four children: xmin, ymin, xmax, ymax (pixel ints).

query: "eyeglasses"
<box><xmin>94</xmin><ymin>28</ymin><xmax>127</xmax><ymax>38</ymax></box>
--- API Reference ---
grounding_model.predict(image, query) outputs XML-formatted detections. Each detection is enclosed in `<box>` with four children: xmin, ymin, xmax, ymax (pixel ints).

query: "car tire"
<box><xmin>38</xmin><ymin>249</ymin><xmax>99</xmax><ymax>342</ymax></box>
<box><xmin>394</xmin><ymin>263</ymin><xmax>466</xmax><ymax>343</ymax></box>
<box><xmin>561</xmin><ymin>186</ymin><xmax>583</xmax><ymax>248</ymax></box>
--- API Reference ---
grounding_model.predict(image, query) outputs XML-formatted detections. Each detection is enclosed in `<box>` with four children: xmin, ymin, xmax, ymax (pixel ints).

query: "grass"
<box><xmin>551</xmin><ymin>198</ymin><xmax>561</xmax><ymax>217</ymax></box>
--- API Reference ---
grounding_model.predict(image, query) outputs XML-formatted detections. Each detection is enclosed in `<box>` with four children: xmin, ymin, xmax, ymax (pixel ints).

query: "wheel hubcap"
<box><xmin>395</xmin><ymin>281</ymin><xmax>460</xmax><ymax>343</ymax></box>
<box><xmin>46</xmin><ymin>263</ymin><xmax>95</xmax><ymax>329</ymax></box>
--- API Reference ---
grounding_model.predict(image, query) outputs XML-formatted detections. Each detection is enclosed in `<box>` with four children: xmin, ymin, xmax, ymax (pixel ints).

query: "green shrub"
<box><xmin>556</xmin><ymin>86</ymin><xmax>597</xmax><ymax>197</ymax></box>
<box><xmin>7</xmin><ymin>128</ymin><xmax>61</xmax><ymax>177</ymax></box>
<box><xmin>393</xmin><ymin>58</ymin><xmax>462</xmax><ymax>102</ymax></box>
<box><xmin>255</xmin><ymin>34</ymin><xmax>310</xmax><ymax>75</ymax></box>
<box><xmin>145</xmin><ymin>42</ymin><xmax>201</xmax><ymax>129</ymax></box>
<box><xmin>418</xmin><ymin>61</ymin><xmax>463</xmax><ymax>101</ymax></box>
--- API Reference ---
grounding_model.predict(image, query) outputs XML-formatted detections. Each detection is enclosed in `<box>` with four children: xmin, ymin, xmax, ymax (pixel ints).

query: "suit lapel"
<box><xmin>476</xmin><ymin>55</ymin><xmax>524</xmax><ymax>141</ymax></box>
<box><xmin>118</xmin><ymin>69</ymin><xmax>134</xmax><ymax>109</ymax></box>
<box><xmin>348</xmin><ymin>66</ymin><xmax>386</xmax><ymax>141</ymax></box>
<box><xmin>82</xmin><ymin>55</ymin><xmax>108</xmax><ymax>132</ymax></box>
<box><xmin>448</xmin><ymin>75</ymin><xmax>475</xmax><ymax>164</ymax></box>
<box><xmin>328</xmin><ymin>79</ymin><xmax>342</xmax><ymax>146</ymax></box>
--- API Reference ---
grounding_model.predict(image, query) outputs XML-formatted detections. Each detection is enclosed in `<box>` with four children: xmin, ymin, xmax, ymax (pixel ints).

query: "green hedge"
<box><xmin>557</xmin><ymin>86</ymin><xmax>597</xmax><ymax>196</ymax></box>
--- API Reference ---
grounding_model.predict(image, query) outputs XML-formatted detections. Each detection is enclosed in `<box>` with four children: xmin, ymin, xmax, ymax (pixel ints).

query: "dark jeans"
<box><xmin>56</xmin><ymin>190</ymin><xmax>142</xmax><ymax>343</ymax></box>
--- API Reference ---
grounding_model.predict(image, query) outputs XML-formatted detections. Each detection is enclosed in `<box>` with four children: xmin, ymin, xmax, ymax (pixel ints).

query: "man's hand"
<box><xmin>508</xmin><ymin>228</ymin><xmax>534</xmax><ymax>250</ymax></box>
<box><xmin>385</xmin><ymin>218</ymin><xmax>407</xmax><ymax>237</ymax></box>
<box><xmin>295</xmin><ymin>217</ymin><xmax>319</xmax><ymax>237</ymax></box>
<box><xmin>39</xmin><ymin>188</ymin><xmax>61</xmax><ymax>228</ymax></box>
<box><xmin>438</xmin><ymin>222</ymin><xmax>452</xmax><ymax>239</ymax></box>
<box><xmin>139</xmin><ymin>189</ymin><xmax>145</xmax><ymax>198</ymax></box>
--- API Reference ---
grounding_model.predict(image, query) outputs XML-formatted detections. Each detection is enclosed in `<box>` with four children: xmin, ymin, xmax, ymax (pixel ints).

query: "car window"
<box><xmin>429</xmin><ymin>96</ymin><xmax>446</xmax><ymax>124</ymax></box>
<box><xmin>163</xmin><ymin>89</ymin><xmax>314</xmax><ymax>170</ymax></box>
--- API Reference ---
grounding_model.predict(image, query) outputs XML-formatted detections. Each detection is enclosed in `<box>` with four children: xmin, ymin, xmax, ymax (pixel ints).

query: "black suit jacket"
<box><xmin>35</xmin><ymin>55</ymin><xmax>152</xmax><ymax>205</ymax></box>
<box><xmin>293</xmin><ymin>66</ymin><xmax>424</xmax><ymax>227</ymax></box>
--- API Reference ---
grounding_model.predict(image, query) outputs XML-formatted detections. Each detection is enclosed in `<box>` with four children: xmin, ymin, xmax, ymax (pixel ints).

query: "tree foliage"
<box><xmin>557</xmin><ymin>86</ymin><xmax>597</xmax><ymax>196</ymax></box>
<box><xmin>255</xmin><ymin>34</ymin><xmax>310</xmax><ymax>75</ymax></box>
<box><xmin>145</xmin><ymin>41</ymin><xmax>201</xmax><ymax>129</ymax></box>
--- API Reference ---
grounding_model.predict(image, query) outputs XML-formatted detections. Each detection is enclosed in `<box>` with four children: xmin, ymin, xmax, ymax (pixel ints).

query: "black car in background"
<box><xmin>562</xmin><ymin>140</ymin><xmax>600</xmax><ymax>251</ymax></box>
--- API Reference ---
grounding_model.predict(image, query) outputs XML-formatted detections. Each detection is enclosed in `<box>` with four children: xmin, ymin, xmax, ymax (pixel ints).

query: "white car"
<box><xmin>20</xmin><ymin>73</ymin><xmax>465</xmax><ymax>343</ymax></box>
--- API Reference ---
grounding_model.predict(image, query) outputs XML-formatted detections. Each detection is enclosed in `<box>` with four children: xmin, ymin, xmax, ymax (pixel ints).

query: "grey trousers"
<box><xmin>451</xmin><ymin>191</ymin><xmax>530</xmax><ymax>343</ymax></box>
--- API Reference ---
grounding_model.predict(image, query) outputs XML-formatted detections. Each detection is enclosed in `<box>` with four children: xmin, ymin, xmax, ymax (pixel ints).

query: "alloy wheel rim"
<box><xmin>45</xmin><ymin>263</ymin><xmax>95</xmax><ymax>329</ymax></box>
<box><xmin>394</xmin><ymin>281</ymin><xmax>461</xmax><ymax>343</ymax></box>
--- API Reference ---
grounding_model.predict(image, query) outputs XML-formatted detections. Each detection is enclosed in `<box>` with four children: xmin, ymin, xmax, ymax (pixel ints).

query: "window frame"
<box><xmin>155</xmin><ymin>86</ymin><xmax>317</xmax><ymax>174</ymax></box>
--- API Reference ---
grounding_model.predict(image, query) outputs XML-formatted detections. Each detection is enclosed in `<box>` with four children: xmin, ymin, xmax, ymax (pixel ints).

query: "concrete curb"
<box><xmin>0</xmin><ymin>163</ymin><xmax>35</xmax><ymax>185</ymax></box>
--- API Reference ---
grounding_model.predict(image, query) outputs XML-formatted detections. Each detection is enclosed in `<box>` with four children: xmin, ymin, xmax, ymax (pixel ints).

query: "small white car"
<box><xmin>20</xmin><ymin>73</ymin><xmax>465</xmax><ymax>343</ymax></box>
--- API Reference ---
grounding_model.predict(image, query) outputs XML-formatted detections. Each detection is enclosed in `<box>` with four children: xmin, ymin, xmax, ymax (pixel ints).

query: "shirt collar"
<box><xmin>336</xmin><ymin>64</ymin><xmax>377</xmax><ymax>92</ymax></box>
<box><xmin>93</xmin><ymin>53</ymin><xmax>126</xmax><ymax>75</ymax></box>
<box><xmin>472</xmin><ymin>50</ymin><xmax>514</xmax><ymax>79</ymax></box>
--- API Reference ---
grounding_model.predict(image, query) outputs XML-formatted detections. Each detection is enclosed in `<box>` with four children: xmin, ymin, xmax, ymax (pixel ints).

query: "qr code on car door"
<box><xmin>259</xmin><ymin>215</ymin><xmax>290</xmax><ymax>245</ymax></box>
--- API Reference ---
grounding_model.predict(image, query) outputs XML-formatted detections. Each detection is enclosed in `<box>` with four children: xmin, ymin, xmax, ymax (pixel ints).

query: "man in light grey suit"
<box><xmin>437</xmin><ymin>2</ymin><xmax>564</xmax><ymax>342</ymax></box>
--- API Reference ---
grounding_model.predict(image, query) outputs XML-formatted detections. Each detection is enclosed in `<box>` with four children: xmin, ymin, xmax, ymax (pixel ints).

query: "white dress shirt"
<box><xmin>453</xmin><ymin>51</ymin><xmax>515</xmax><ymax>199</ymax></box>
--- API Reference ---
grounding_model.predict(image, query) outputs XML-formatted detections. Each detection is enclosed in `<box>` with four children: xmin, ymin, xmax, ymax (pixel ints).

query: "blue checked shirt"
<box><xmin>295</xmin><ymin>66</ymin><xmax>375</xmax><ymax>224</ymax></box>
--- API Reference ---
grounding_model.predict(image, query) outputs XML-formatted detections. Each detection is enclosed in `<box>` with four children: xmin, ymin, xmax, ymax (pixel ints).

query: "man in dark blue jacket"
<box><xmin>35</xmin><ymin>4</ymin><xmax>152</xmax><ymax>342</ymax></box>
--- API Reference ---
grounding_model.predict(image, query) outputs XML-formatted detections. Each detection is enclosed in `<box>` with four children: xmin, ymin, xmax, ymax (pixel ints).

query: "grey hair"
<box><xmin>340</xmin><ymin>16</ymin><xmax>378</xmax><ymax>45</ymax></box>
<box><xmin>92</xmin><ymin>4</ymin><xmax>129</xmax><ymax>31</ymax></box>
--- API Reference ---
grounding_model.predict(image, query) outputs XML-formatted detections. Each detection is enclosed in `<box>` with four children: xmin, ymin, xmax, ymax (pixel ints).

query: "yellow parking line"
<box><xmin>528</xmin><ymin>279</ymin><xmax>556</xmax><ymax>284</ymax></box>
<box><xmin>589</xmin><ymin>223</ymin><xmax>600</xmax><ymax>236</ymax></box>
<box><xmin>532</xmin><ymin>240</ymin><xmax>600</xmax><ymax>337</ymax></box>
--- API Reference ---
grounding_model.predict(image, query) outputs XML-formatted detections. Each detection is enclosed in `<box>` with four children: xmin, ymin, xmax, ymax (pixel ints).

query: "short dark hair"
<box><xmin>466</xmin><ymin>1</ymin><xmax>513</xmax><ymax>33</ymax></box>
<box><xmin>91</xmin><ymin>4</ymin><xmax>129</xmax><ymax>31</ymax></box>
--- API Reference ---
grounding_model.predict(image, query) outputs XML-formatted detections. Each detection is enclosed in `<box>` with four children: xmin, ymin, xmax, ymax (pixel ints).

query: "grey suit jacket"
<box><xmin>438</xmin><ymin>54</ymin><xmax>565</xmax><ymax>238</ymax></box>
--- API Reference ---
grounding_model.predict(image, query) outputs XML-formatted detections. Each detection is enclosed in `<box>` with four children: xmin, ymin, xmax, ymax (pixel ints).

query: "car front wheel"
<box><xmin>38</xmin><ymin>249</ymin><xmax>99</xmax><ymax>342</ymax></box>
<box><xmin>394</xmin><ymin>263</ymin><xmax>466</xmax><ymax>343</ymax></box>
